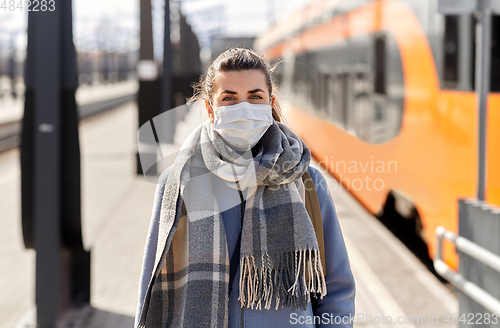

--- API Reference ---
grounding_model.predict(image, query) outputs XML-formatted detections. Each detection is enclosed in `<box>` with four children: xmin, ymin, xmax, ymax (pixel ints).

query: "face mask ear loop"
<box><xmin>208</xmin><ymin>101</ymin><xmax>215</xmax><ymax>121</ymax></box>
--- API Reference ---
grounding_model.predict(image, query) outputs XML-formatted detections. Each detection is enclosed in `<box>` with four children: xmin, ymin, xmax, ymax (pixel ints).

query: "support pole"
<box><xmin>137</xmin><ymin>0</ymin><xmax>161</xmax><ymax>175</ymax></box>
<box><xmin>32</xmin><ymin>7</ymin><xmax>63</xmax><ymax>326</ymax></box>
<box><xmin>475</xmin><ymin>1</ymin><xmax>492</xmax><ymax>201</ymax></box>
<box><xmin>21</xmin><ymin>1</ymin><xmax>90</xmax><ymax>326</ymax></box>
<box><xmin>160</xmin><ymin>0</ymin><xmax>175</xmax><ymax>143</ymax></box>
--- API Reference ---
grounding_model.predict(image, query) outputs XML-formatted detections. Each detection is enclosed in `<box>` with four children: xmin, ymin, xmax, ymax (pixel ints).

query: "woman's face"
<box><xmin>206</xmin><ymin>69</ymin><xmax>275</xmax><ymax>123</ymax></box>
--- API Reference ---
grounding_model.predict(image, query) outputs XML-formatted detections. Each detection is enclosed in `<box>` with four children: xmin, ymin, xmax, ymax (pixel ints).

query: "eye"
<box><xmin>251</xmin><ymin>95</ymin><xmax>263</xmax><ymax>99</ymax></box>
<box><xmin>222</xmin><ymin>96</ymin><xmax>235</xmax><ymax>101</ymax></box>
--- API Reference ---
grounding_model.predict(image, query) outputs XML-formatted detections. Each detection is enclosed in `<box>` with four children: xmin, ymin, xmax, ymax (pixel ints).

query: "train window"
<box><xmin>353</xmin><ymin>71</ymin><xmax>371</xmax><ymax>140</ymax></box>
<box><xmin>317</xmin><ymin>73</ymin><xmax>330</xmax><ymax>114</ymax></box>
<box><xmin>339</xmin><ymin>72</ymin><xmax>353</xmax><ymax>132</ymax></box>
<box><xmin>312</xmin><ymin>72</ymin><xmax>322</xmax><ymax>111</ymax></box>
<box><xmin>332</xmin><ymin>73</ymin><xmax>345</xmax><ymax>127</ymax></box>
<box><xmin>326</xmin><ymin>75</ymin><xmax>335</xmax><ymax>120</ymax></box>
<box><xmin>470</xmin><ymin>14</ymin><xmax>476</xmax><ymax>91</ymax></box>
<box><xmin>292</xmin><ymin>56</ymin><xmax>308</xmax><ymax>98</ymax></box>
<box><xmin>320</xmin><ymin>72</ymin><xmax>330</xmax><ymax>114</ymax></box>
<box><xmin>491</xmin><ymin>15</ymin><xmax>500</xmax><ymax>92</ymax></box>
<box><xmin>443</xmin><ymin>16</ymin><xmax>459</xmax><ymax>89</ymax></box>
<box><xmin>470</xmin><ymin>15</ymin><xmax>500</xmax><ymax>92</ymax></box>
<box><xmin>374</xmin><ymin>34</ymin><xmax>386</xmax><ymax>94</ymax></box>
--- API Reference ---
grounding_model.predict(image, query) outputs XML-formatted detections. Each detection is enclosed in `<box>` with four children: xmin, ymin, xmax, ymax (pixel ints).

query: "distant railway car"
<box><xmin>255</xmin><ymin>0</ymin><xmax>500</xmax><ymax>270</ymax></box>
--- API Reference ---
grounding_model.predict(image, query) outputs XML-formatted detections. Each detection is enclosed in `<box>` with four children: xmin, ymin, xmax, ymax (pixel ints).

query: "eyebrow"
<box><xmin>221</xmin><ymin>88</ymin><xmax>265</xmax><ymax>95</ymax></box>
<box><xmin>248</xmin><ymin>88</ymin><xmax>265</xmax><ymax>94</ymax></box>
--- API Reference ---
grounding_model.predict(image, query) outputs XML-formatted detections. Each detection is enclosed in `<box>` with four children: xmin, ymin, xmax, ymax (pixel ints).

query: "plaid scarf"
<box><xmin>138</xmin><ymin>119</ymin><xmax>327</xmax><ymax>328</ymax></box>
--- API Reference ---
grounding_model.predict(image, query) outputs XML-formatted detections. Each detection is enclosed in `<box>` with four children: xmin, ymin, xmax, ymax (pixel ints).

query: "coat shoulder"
<box><xmin>307</xmin><ymin>165</ymin><xmax>330</xmax><ymax>196</ymax></box>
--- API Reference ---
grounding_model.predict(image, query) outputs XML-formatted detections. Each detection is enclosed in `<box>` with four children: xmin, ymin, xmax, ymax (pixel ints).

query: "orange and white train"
<box><xmin>255</xmin><ymin>0</ymin><xmax>500</xmax><ymax>269</ymax></box>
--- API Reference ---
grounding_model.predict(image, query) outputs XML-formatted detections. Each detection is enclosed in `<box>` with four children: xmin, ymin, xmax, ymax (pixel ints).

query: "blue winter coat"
<box><xmin>134</xmin><ymin>164</ymin><xmax>356</xmax><ymax>327</ymax></box>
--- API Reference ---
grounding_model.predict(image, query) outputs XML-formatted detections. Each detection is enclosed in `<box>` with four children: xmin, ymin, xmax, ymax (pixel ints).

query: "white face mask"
<box><xmin>211</xmin><ymin>101</ymin><xmax>274</xmax><ymax>151</ymax></box>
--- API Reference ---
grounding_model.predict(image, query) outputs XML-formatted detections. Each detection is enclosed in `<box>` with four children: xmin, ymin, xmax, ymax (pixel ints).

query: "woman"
<box><xmin>134</xmin><ymin>48</ymin><xmax>356</xmax><ymax>328</ymax></box>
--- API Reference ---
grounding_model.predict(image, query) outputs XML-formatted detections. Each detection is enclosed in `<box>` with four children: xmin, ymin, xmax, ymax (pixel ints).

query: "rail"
<box><xmin>434</xmin><ymin>226</ymin><xmax>500</xmax><ymax>316</ymax></box>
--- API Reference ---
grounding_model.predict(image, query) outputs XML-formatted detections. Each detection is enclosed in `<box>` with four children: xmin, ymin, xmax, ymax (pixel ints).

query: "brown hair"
<box><xmin>188</xmin><ymin>47</ymin><xmax>285</xmax><ymax>123</ymax></box>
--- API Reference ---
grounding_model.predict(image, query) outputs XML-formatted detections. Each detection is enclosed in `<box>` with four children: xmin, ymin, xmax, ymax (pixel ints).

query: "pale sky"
<box><xmin>0</xmin><ymin>0</ymin><xmax>313</xmax><ymax>56</ymax></box>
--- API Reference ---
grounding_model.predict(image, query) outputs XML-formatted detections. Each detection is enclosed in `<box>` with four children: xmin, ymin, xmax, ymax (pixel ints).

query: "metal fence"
<box><xmin>435</xmin><ymin>198</ymin><xmax>500</xmax><ymax>327</ymax></box>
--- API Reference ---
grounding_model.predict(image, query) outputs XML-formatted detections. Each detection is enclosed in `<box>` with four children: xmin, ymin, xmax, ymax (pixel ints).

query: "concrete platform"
<box><xmin>1</xmin><ymin>101</ymin><xmax>457</xmax><ymax>327</ymax></box>
<box><xmin>0</xmin><ymin>79</ymin><xmax>138</xmax><ymax>126</ymax></box>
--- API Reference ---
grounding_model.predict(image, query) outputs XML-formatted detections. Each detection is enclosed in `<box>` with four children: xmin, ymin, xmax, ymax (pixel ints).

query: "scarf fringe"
<box><xmin>238</xmin><ymin>248</ymin><xmax>327</xmax><ymax>311</ymax></box>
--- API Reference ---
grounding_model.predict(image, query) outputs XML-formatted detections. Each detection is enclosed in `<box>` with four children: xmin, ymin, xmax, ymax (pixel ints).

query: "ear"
<box><xmin>270</xmin><ymin>95</ymin><xmax>276</xmax><ymax>108</ymax></box>
<box><xmin>205</xmin><ymin>100</ymin><xmax>214</xmax><ymax>123</ymax></box>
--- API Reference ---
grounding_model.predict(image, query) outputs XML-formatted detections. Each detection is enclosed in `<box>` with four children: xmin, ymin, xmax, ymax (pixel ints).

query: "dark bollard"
<box><xmin>20</xmin><ymin>1</ymin><xmax>91</xmax><ymax>326</ymax></box>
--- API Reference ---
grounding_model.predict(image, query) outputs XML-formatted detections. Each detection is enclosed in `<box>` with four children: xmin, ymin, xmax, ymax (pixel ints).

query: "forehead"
<box><xmin>213</xmin><ymin>70</ymin><xmax>269</xmax><ymax>94</ymax></box>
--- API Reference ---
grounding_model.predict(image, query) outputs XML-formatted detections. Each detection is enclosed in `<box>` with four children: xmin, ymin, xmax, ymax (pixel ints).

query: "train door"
<box><xmin>343</xmin><ymin>71</ymin><xmax>356</xmax><ymax>134</ymax></box>
<box><xmin>352</xmin><ymin>68</ymin><xmax>372</xmax><ymax>141</ymax></box>
<box><xmin>332</xmin><ymin>71</ymin><xmax>344</xmax><ymax>128</ymax></box>
<box><xmin>319</xmin><ymin>72</ymin><xmax>330</xmax><ymax>119</ymax></box>
<box><xmin>326</xmin><ymin>74</ymin><xmax>336</xmax><ymax>121</ymax></box>
<box><xmin>331</xmin><ymin>69</ymin><xmax>356</xmax><ymax>134</ymax></box>
<box><xmin>333</xmin><ymin>70</ymin><xmax>354</xmax><ymax>133</ymax></box>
